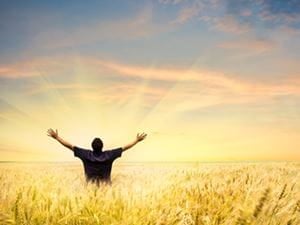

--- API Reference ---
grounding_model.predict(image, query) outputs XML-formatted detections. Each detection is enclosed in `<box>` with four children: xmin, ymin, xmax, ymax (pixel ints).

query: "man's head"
<box><xmin>92</xmin><ymin>138</ymin><xmax>103</xmax><ymax>153</ymax></box>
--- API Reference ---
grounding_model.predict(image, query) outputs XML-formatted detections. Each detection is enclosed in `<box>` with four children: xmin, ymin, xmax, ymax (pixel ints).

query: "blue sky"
<box><xmin>1</xmin><ymin>0</ymin><xmax>300</xmax><ymax>74</ymax></box>
<box><xmin>0</xmin><ymin>0</ymin><xmax>300</xmax><ymax>161</ymax></box>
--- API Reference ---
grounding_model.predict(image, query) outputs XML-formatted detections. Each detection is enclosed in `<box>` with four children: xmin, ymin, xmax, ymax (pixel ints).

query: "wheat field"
<box><xmin>0</xmin><ymin>162</ymin><xmax>299</xmax><ymax>225</ymax></box>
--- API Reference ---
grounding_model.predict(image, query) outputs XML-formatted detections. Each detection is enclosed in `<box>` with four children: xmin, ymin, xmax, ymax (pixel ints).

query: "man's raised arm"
<box><xmin>122</xmin><ymin>132</ymin><xmax>147</xmax><ymax>152</ymax></box>
<box><xmin>47</xmin><ymin>128</ymin><xmax>74</xmax><ymax>151</ymax></box>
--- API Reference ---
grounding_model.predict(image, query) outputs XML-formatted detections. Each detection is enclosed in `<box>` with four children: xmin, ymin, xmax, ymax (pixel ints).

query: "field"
<box><xmin>0</xmin><ymin>162</ymin><xmax>299</xmax><ymax>225</ymax></box>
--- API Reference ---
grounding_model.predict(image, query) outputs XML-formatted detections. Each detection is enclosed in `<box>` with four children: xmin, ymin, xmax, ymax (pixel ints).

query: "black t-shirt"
<box><xmin>73</xmin><ymin>146</ymin><xmax>123</xmax><ymax>183</ymax></box>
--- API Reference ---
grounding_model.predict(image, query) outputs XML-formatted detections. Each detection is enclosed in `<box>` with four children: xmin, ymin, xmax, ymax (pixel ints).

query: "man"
<box><xmin>47</xmin><ymin>128</ymin><xmax>147</xmax><ymax>185</ymax></box>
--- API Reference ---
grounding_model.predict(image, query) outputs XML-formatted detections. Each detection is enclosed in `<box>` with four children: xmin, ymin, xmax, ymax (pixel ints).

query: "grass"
<box><xmin>0</xmin><ymin>162</ymin><xmax>299</xmax><ymax>225</ymax></box>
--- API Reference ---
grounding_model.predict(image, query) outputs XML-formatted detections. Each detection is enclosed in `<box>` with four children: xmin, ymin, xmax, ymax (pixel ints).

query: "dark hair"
<box><xmin>91</xmin><ymin>138</ymin><xmax>103</xmax><ymax>153</ymax></box>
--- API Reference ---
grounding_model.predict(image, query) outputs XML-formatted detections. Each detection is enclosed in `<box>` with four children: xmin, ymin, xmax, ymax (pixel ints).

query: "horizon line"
<box><xmin>0</xmin><ymin>160</ymin><xmax>299</xmax><ymax>164</ymax></box>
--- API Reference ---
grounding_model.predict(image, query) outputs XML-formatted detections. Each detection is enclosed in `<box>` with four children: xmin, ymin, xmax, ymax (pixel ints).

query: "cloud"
<box><xmin>259</xmin><ymin>0</ymin><xmax>300</xmax><ymax>17</ymax></box>
<box><xmin>68</xmin><ymin>82</ymin><xmax>171</xmax><ymax>108</ymax></box>
<box><xmin>212</xmin><ymin>15</ymin><xmax>251</xmax><ymax>34</ymax></box>
<box><xmin>165</xmin><ymin>0</ymin><xmax>300</xmax><ymax>36</ymax></box>
<box><xmin>0</xmin><ymin>57</ymin><xmax>71</xmax><ymax>78</ymax></box>
<box><xmin>25</xmin><ymin>83</ymin><xmax>96</xmax><ymax>96</ymax></box>
<box><xmin>218</xmin><ymin>37</ymin><xmax>276</xmax><ymax>53</ymax></box>
<box><xmin>158</xmin><ymin>0</ymin><xmax>186</xmax><ymax>4</ymax></box>
<box><xmin>88</xmin><ymin>58</ymin><xmax>260</xmax><ymax>96</ymax></box>
<box><xmin>26</xmin><ymin>80</ymin><xmax>168</xmax><ymax>100</ymax></box>
<box><xmin>162</xmin><ymin>0</ymin><xmax>253</xmax><ymax>35</ymax></box>
<box><xmin>29</xmin><ymin>0</ymin><xmax>300</xmax><ymax>52</ymax></box>
<box><xmin>0</xmin><ymin>65</ymin><xmax>40</xmax><ymax>78</ymax></box>
<box><xmin>2</xmin><ymin>55</ymin><xmax>300</xmax><ymax>111</ymax></box>
<box><xmin>276</xmin><ymin>26</ymin><xmax>300</xmax><ymax>36</ymax></box>
<box><xmin>89</xmin><ymin>58</ymin><xmax>300</xmax><ymax>97</ymax></box>
<box><xmin>172</xmin><ymin>3</ymin><xmax>203</xmax><ymax>24</ymax></box>
<box><xmin>225</xmin><ymin>0</ymin><xmax>300</xmax><ymax>28</ymax></box>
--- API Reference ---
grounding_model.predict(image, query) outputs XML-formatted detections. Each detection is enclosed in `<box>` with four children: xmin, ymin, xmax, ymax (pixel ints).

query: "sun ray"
<box><xmin>135</xmin><ymin>58</ymin><xmax>204</xmax><ymax>129</ymax></box>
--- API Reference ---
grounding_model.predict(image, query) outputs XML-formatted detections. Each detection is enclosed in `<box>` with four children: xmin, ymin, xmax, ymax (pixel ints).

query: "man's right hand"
<box><xmin>136</xmin><ymin>132</ymin><xmax>147</xmax><ymax>142</ymax></box>
<box><xmin>122</xmin><ymin>132</ymin><xmax>147</xmax><ymax>151</ymax></box>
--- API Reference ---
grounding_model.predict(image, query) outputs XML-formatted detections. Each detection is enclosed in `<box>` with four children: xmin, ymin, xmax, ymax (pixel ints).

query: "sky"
<box><xmin>0</xmin><ymin>0</ymin><xmax>300</xmax><ymax>162</ymax></box>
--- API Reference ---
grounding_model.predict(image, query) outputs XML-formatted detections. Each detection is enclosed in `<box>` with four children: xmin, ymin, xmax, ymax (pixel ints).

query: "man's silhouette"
<box><xmin>47</xmin><ymin>128</ymin><xmax>147</xmax><ymax>185</ymax></box>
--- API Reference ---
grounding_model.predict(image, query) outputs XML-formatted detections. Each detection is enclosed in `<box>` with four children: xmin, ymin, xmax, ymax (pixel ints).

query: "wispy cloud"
<box><xmin>0</xmin><ymin>57</ymin><xmax>70</xmax><ymax>78</ymax></box>
<box><xmin>68</xmin><ymin>82</ymin><xmax>171</xmax><ymax>108</ymax></box>
<box><xmin>212</xmin><ymin>15</ymin><xmax>251</xmax><ymax>34</ymax></box>
<box><xmin>218</xmin><ymin>37</ymin><xmax>276</xmax><ymax>53</ymax></box>
<box><xmin>172</xmin><ymin>3</ymin><xmax>203</xmax><ymax>24</ymax></box>
<box><xmin>0</xmin><ymin>65</ymin><xmax>40</xmax><ymax>78</ymax></box>
<box><xmin>97</xmin><ymin>59</ymin><xmax>300</xmax><ymax>97</ymax></box>
<box><xmin>225</xmin><ymin>0</ymin><xmax>300</xmax><ymax>30</ymax></box>
<box><xmin>25</xmin><ymin>83</ymin><xmax>96</xmax><ymax>96</ymax></box>
<box><xmin>2</xmin><ymin>55</ymin><xmax>300</xmax><ymax>98</ymax></box>
<box><xmin>158</xmin><ymin>0</ymin><xmax>186</xmax><ymax>5</ymax></box>
<box><xmin>165</xmin><ymin>0</ymin><xmax>300</xmax><ymax>36</ymax></box>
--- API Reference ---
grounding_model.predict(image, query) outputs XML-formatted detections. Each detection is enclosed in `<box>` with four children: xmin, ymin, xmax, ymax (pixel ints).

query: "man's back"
<box><xmin>73</xmin><ymin>146</ymin><xmax>123</xmax><ymax>183</ymax></box>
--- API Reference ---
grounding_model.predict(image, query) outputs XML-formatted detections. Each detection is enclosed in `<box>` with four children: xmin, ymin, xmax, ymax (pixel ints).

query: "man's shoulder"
<box><xmin>103</xmin><ymin>147</ymin><xmax>123</xmax><ymax>159</ymax></box>
<box><xmin>73</xmin><ymin>146</ymin><xmax>92</xmax><ymax>158</ymax></box>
